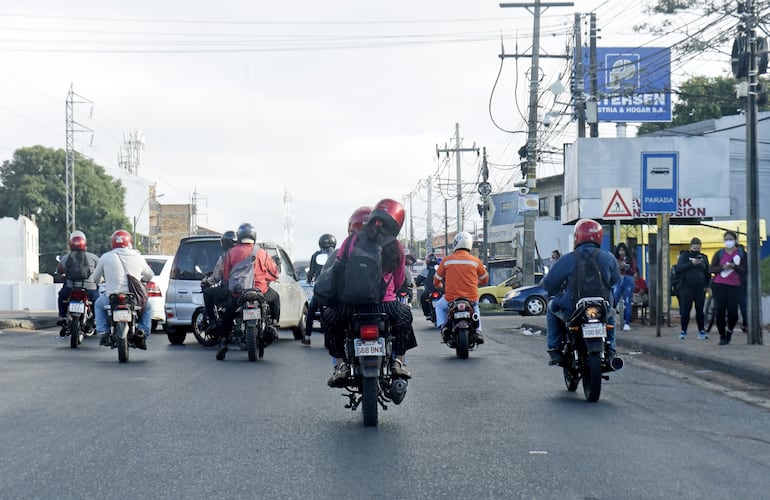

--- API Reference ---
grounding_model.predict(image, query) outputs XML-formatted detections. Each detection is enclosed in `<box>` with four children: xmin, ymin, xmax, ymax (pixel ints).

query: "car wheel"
<box><xmin>292</xmin><ymin>304</ymin><xmax>307</xmax><ymax>340</ymax></box>
<box><xmin>525</xmin><ymin>296</ymin><xmax>547</xmax><ymax>316</ymax></box>
<box><xmin>479</xmin><ymin>294</ymin><xmax>497</xmax><ymax>305</ymax></box>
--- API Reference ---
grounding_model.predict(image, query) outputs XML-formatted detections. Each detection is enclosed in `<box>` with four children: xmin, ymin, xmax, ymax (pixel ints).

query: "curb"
<box><xmin>0</xmin><ymin>317</ymin><xmax>59</xmax><ymax>331</ymax></box>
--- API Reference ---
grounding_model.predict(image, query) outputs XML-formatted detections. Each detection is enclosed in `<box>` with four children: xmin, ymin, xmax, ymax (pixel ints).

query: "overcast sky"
<box><xmin>0</xmin><ymin>1</ymin><xmax>734</xmax><ymax>260</ymax></box>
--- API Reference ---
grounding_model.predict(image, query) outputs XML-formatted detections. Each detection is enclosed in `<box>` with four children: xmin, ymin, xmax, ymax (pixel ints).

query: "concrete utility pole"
<box><xmin>480</xmin><ymin>147</ymin><xmax>491</xmax><ymax>267</ymax></box>
<box><xmin>574</xmin><ymin>13</ymin><xmax>586</xmax><ymax>138</ymax></box>
<box><xmin>64</xmin><ymin>84</ymin><xmax>93</xmax><ymax>243</ymax></box>
<box><xmin>589</xmin><ymin>12</ymin><xmax>599</xmax><ymax>138</ymax></box>
<box><xmin>500</xmin><ymin>1</ymin><xmax>573</xmax><ymax>285</ymax></box>
<box><xmin>426</xmin><ymin>176</ymin><xmax>433</xmax><ymax>256</ymax></box>
<box><xmin>436</xmin><ymin>122</ymin><xmax>479</xmax><ymax>234</ymax></box>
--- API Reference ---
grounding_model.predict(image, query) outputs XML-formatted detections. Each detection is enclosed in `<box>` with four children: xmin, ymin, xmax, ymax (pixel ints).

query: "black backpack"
<box><xmin>570</xmin><ymin>248</ymin><xmax>611</xmax><ymax>307</ymax></box>
<box><xmin>65</xmin><ymin>251</ymin><xmax>91</xmax><ymax>282</ymax></box>
<box><xmin>338</xmin><ymin>233</ymin><xmax>392</xmax><ymax>305</ymax></box>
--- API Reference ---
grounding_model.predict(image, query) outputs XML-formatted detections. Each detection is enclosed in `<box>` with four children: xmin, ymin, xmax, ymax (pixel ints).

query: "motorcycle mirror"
<box><xmin>194</xmin><ymin>265</ymin><xmax>202</xmax><ymax>274</ymax></box>
<box><xmin>315</xmin><ymin>253</ymin><xmax>329</xmax><ymax>266</ymax></box>
<box><xmin>56</xmin><ymin>255</ymin><xmax>62</xmax><ymax>263</ymax></box>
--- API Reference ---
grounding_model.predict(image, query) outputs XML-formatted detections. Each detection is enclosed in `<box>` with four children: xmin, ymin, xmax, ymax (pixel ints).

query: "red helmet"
<box><xmin>369</xmin><ymin>199</ymin><xmax>405</xmax><ymax>237</ymax></box>
<box><xmin>111</xmin><ymin>229</ymin><xmax>133</xmax><ymax>249</ymax></box>
<box><xmin>69</xmin><ymin>230</ymin><xmax>86</xmax><ymax>251</ymax></box>
<box><xmin>348</xmin><ymin>206</ymin><xmax>371</xmax><ymax>234</ymax></box>
<box><xmin>574</xmin><ymin>219</ymin><xmax>603</xmax><ymax>247</ymax></box>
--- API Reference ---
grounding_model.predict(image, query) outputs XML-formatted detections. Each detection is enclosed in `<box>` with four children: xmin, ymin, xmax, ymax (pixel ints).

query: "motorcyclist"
<box><xmin>541</xmin><ymin>218</ymin><xmax>620</xmax><ymax>365</ymax></box>
<box><xmin>301</xmin><ymin>233</ymin><xmax>338</xmax><ymax>346</ymax></box>
<box><xmin>415</xmin><ymin>253</ymin><xmax>439</xmax><ymax>317</ymax></box>
<box><xmin>202</xmin><ymin>230</ymin><xmax>237</xmax><ymax>333</ymax></box>
<box><xmin>324</xmin><ymin>199</ymin><xmax>417</xmax><ymax>386</ymax></box>
<box><xmin>56</xmin><ymin>230</ymin><xmax>100</xmax><ymax>334</ymax></box>
<box><xmin>218</xmin><ymin>223</ymin><xmax>280</xmax><ymax>359</ymax></box>
<box><xmin>432</xmin><ymin>232</ymin><xmax>489</xmax><ymax>343</ymax></box>
<box><xmin>90</xmin><ymin>230</ymin><xmax>154</xmax><ymax>349</ymax></box>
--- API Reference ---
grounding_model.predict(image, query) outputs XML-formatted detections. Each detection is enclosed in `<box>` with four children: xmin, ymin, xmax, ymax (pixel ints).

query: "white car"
<box><xmin>143</xmin><ymin>255</ymin><xmax>174</xmax><ymax>332</ymax></box>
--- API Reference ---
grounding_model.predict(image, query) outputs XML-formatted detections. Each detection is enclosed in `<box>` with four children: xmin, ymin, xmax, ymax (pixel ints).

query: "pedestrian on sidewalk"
<box><xmin>709</xmin><ymin>231</ymin><xmax>745</xmax><ymax>345</ymax></box>
<box><xmin>612</xmin><ymin>242</ymin><xmax>636</xmax><ymax>331</ymax></box>
<box><xmin>675</xmin><ymin>237</ymin><xmax>711</xmax><ymax>340</ymax></box>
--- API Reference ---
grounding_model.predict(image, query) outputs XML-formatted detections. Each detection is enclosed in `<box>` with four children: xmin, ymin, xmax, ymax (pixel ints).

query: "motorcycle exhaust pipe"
<box><xmin>608</xmin><ymin>355</ymin><xmax>624</xmax><ymax>372</ymax></box>
<box><xmin>389</xmin><ymin>379</ymin><xmax>408</xmax><ymax>405</ymax></box>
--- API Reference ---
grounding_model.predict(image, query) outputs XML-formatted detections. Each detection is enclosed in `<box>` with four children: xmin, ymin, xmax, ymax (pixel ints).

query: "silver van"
<box><xmin>163</xmin><ymin>235</ymin><xmax>308</xmax><ymax>345</ymax></box>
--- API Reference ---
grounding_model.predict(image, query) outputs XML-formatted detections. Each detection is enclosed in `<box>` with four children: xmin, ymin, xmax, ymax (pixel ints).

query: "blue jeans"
<box><xmin>95</xmin><ymin>293</ymin><xmax>152</xmax><ymax>337</ymax></box>
<box><xmin>613</xmin><ymin>275</ymin><xmax>634</xmax><ymax>325</ymax></box>
<box><xmin>546</xmin><ymin>299</ymin><xmax>616</xmax><ymax>351</ymax></box>
<box><xmin>434</xmin><ymin>296</ymin><xmax>482</xmax><ymax>332</ymax></box>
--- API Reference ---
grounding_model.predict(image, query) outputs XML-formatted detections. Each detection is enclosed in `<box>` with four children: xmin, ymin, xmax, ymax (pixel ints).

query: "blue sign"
<box><xmin>641</xmin><ymin>152</ymin><xmax>678</xmax><ymax>213</ymax></box>
<box><xmin>489</xmin><ymin>191</ymin><xmax>521</xmax><ymax>226</ymax></box>
<box><xmin>579</xmin><ymin>47</ymin><xmax>672</xmax><ymax>122</ymax></box>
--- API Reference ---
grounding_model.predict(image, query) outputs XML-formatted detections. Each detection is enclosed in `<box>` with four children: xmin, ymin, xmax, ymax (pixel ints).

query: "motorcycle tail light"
<box><xmin>585</xmin><ymin>306</ymin><xmax>601</xmax><ymax>319</ymax></box>
<box><xmin>457</xmin><ymin>302</ymin><xmax>467</xmax><ymax>311</ymax></box>
<box><xmin>245</xmin><ymin>301</ymin><xmax>257</xmax><ymax>308</ymax></box>
<box><xmin>430</xmin><ymin>291</ymin><xmax>441</xmax><ymax>299</ymax></box>
<box><xmin>360</xmin><ymin>324</ymin><xmax>379</xmax><ymax>341</ymax></box>
<box><xmin>116</xmin><ymin>293</ymin><xmax>127</xmax><ymax>305</ymax></box>
<box><xmin>146</xmin><ymin>281</ymin><xmax>162</xmax><ymax>298</ymax></box>
<box><xmin>71</xmin><ymin>289</ymin><xmax>88</xmax><ymax>301</ymax></box>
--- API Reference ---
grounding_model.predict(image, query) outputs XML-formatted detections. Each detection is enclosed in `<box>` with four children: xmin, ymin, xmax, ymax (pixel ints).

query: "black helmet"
<box><xmin>318</xmin><ymin>233</ymin><xmax>337</xmax><ymax>249</ymax></box>
<box><xmin>221</xmin><ymin>230</ymin><xmax>237</xmax><ymax>251</ymax></box>
<box><xmin>426</xmin><ymin>254</ymin><xmax>438</xmax><ymax>266</ymax></box>
<box><xmin>236</xmin><ymin>223</ymin><xmax>256</xmax><ymax>243</ymax></box>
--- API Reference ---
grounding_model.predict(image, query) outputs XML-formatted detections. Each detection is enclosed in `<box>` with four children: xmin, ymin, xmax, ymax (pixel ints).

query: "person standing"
<box><xmin>709</xmin><ymin>231</ymin><xmax>745</xmax><ymax>345</ymax></box>
<box><xmin>612</xmin><ymin>242</ymin><xmax>636</xmax><ymax>331</ymax></box>
<box><xmin>675</xmin><ymin>237</ymin><xmax>711</xmax><ymax>340</ymax></box>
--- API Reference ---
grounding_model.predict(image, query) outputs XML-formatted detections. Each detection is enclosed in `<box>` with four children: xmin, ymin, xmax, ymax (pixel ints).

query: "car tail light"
<box><xmin>146</xmin><ymin>281</ymin><xmax>162</xmax><ymax>298</ymax></box>
<box><xmin>360</xmin><ymin>324</ymin><xmax>379</xmax><ymax>341</ymax></box>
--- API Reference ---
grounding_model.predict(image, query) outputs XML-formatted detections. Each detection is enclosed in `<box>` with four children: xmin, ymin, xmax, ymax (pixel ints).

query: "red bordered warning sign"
<box><xmin>602</xmin><ymin>188</ymin><xmax>633</xmax><ymax>218</ymax></box>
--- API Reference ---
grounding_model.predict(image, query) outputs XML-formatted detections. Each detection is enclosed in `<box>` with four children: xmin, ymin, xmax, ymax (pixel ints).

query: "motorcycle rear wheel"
<box><xmin>192</xmin><ymin>308</ymin><xmax>219</xmax><ymax>347</ymax></box>
<box><xmin>563</xmin><ymin>356</ymin><xmax>579</xmax><ymax>392</ymax></box>
<box><xmin>582</xmin><ymin>352</ymin><xmax>602</xmax><ymax>402</ymax></box>
<box><xmin>116</xmin><ymin>324</ymin><xmax>129</xmax><ymax>363</ymax></box>
<box><xmin>246</xmin><ymin>325</ymin><xmax>258</xmax><ymax>362</ymax></box>
<box><xmin>362</xmin><ymin>377</ymin><xmax>379</xmax><ymax>427</ymax></box>
<box><xmin>456</xmin><ymin>328</ymin><xmax>469</xmax><ymax>359</ymax></box>
<box><xmin>69</xmin><ymin>320</ymin><xmax>81</xmax><ymax>349</ymax></box>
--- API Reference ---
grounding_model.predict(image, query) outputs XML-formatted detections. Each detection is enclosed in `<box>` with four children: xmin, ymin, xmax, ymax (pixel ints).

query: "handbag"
<box><xmin>118</xmin><ymin>255</ymin><xmax>148</xmax><ymax>309</ymax></box>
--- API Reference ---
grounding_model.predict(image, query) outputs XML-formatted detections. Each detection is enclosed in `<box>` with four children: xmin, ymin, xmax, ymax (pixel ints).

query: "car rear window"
<box><xmin>170</xmin><ymin>240</ymin><xmax>223</xmax><ymax>280</ymax></box>
<box><xmin>145</xmin><ymin>259</ymin><xmax>168</xmax><ymax>275</ymax></box>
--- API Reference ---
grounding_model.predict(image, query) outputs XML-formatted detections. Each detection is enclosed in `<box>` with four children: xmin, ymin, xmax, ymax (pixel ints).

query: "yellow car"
<box><xmin>478</xmin><ymin>274</ymin><xmax>524</xmax><ymax>305</ymax></box>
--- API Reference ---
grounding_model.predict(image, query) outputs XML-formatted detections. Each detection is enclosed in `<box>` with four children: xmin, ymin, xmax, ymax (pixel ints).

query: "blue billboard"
<box><xmin>580</xmin><ymin>47</ymin><xmax>672</xmax><ymax>123</ymax></box>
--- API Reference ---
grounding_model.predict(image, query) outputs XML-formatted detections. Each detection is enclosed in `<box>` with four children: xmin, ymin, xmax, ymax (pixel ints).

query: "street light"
<box><xmin>133</xmin><ymin>193</ymin><xmax>164</xmax><ymax>250</ymax></box>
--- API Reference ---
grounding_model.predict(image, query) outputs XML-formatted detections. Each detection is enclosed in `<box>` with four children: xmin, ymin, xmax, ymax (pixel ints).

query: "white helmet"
<box><xmin>453</xmin><ymin>231</ymin><xmax>473</xmax><ymax>252</ymax></box>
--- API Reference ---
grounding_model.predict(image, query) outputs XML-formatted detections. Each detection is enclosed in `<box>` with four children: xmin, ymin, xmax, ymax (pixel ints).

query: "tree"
<box><xmin>0</xmin><ymin>146</ymin><xmax>130</xmax><ymax>274</ymax></box>
<box><xmin>637</xmin><ymin>74</ymin><xmax>745</xmax><ymax>134</ymax></box>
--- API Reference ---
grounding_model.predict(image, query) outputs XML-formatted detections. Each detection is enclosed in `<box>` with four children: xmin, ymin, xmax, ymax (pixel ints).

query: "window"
<box><xmin>539</xmin><ymin>196</ymin><xmax>550</xmax><ymax>217</ymax></box>
<box><xmin>554</xmin><ymin>195</ymin><xmax>562</xmax><ymax>220</ymax></box>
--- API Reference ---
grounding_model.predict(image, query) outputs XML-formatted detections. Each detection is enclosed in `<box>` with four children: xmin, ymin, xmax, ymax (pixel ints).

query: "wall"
<box><xmin>0</xmin><ymin>216</ymin><xmax>39</xmax><ymax>284</ymax></box>
<box><xmin>0</xmin><ymin>283</ymin><xmax>60</xmax><ymax>311</ymax></box>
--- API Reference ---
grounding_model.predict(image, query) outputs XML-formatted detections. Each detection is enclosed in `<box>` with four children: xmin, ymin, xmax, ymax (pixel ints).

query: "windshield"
<box><xmin>170</xmin><ymin>240</ymin><xmax>222</xmax><ymax>280</ymax></box>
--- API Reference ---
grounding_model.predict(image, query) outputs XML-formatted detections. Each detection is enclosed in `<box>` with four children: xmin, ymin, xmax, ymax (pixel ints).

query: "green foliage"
<box><xmin>637</xmin><ymin>75</ymin><xmax>745</xmax><ymax>135</ymax></box>
<box><xmin>0</xmin><ymin>146</ymin><xmax>130</xmax><ymax>274</ymax></box>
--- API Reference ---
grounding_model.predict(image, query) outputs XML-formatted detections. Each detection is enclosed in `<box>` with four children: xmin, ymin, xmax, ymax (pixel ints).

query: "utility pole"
<box><xmin>589</xmin><ymin>12</ymin><xmax>599</xmax><ymax>138</ymax></box>
<box><xmin>479</xmin><ymin>147</ymin><xmax>491</xmax><ymax>267</ymax></box>
<box><xmin>574</xmin><ymin>13</ymin><xmax>586</xmax><ymax>138</ymax></box>
<box><xmin>408</xmin><ymin>192</ymin><xmax>415</xmax><ymax>253</ymax></box>
<box><xmin>426</xmin><ymin>176</ymin><xmax>433</xmax><ymax>256</ymax></box>
<box><xmin>64</xmin><ymin>84</ymin><xmax>93</xmax><ymax>243</ymax></box>
<box><xmin>444</xmin><ymin>198</ymin><xmax>449</xmax><ymax>255</ymax></box>
<box><xmin>436</xmin><ymin>122</ymin><xmax>479</xmax><ymax>233</ymax></box>
<box><xmin>500</xmin><ymin>1</ymin><xmax>574</xmax><ymax>285</ymax></box>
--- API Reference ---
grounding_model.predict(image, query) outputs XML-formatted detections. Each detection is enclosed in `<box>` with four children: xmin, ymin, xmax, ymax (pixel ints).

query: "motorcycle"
<box><xmin>558</xmin><ymin>297</ymin><xmax>624</xmax><ymax>402</ymax></box>
<box><xmin>215</xmin><ymin>288</ymin><xmax>274</xmax><ymax>362</ymax></box>
<box><xmin>191</xmin><ymin>279</ymin><xmax>224</xmax><ymax>347</ymax></box>
<box><xmin>62</xmin><ymin>286</ymin><xmax>95</xmax><ymax>348</ymax></box>
<box><xmin>397</xmin><ymin>289</ymin><xmax>411</xmax><ymax>305</ymax></box>
<box><xmin>442</xmin><ymin>297</ymin><xmax>481</xmax><ymax>359</ymax></box>
<box><xmin>104</xmin><ymin>292</ymin><xmax>145</xmax><ymax>363</ymax></box>
<box><xmin>427</xmin><ymin>289</ymin><xmax>443</xmax><ymax>326</ymax></box>
<box><xmin>336</xmin><ymin>312</ymin><xmax>408</xmax><ymax>427</ymax></box>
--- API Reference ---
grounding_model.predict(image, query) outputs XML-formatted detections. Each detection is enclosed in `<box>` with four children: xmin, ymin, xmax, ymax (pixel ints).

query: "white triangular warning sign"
<box><xmin>603</xmin><ymin>189</ymin><xmax>632</xmax><ymax>218</ymax></box>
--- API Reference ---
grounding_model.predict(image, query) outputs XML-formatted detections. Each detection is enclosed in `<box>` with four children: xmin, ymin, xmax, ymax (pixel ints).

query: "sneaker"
<box><xmin>440</xmin><ymin>327</ymin><xmax>450</xmax><ymax>343</ymax></box>
<box><xmin>327</xmin><ymin>362</ymin><xmax>350</xmax><ymax>387</ymax></box>
<box><xmin>59</xmin><ymin>326</ymin><xmax>67</xmax><ymax>338</ymax></box>
<box><xmin>135</xmin><ymin>331</ymin><xmax>147</xmax><ymax>350</ymax></box>
<box><xmin>548</xmin><ymin>348</ymin><xmax>564</xmax><ymax>366</ymax></box>
<box><xmin>622</xmin><ymin>324</ymin><xmax>631</xmax><ymax>331</ymax></box>
<box><xmin>725</xmin><ymin>330</ymin><xmax>733</xmax><ymax>345</ymax></box>
<box><xmin>265</xmin><ymin>325</ymin><xmax>278</xmax><ymax>342</ymax></box>
<box><xmin>679</xmin><ymin>331</ymin><xmax>687</xmax><ymax>340</ymax></box>
<box><xmin>99</xmin><ymin>333</ymin><xmax>112</xmax><ymax>347</ymax></box>
<box><xmin>301</xmin><ymin>336</ymin><xmax>311</xmax><ymax>346</ymax></box>
<box><xmin>475</xmin><ymin>332</ymin><xmax>485</xmax><ymax>345</ymax></box>
<box><xmin>391</xmin><ymin>359</ymin><xmax>412</xmax><ymax>379</ymax></box>
<box><xmin>56</xmin><ymin>318</ymin><xmax>67</xmax><ymax>327</ymax></box>
<box><xmin>216</xmin><ymin>344</ymin><xmax>229</xmax><ymax>360</ymax></box>
<box><xmin>698</xmin><ymin>331</ymin><xmax>709</xmax><ymax>340</ymax></box>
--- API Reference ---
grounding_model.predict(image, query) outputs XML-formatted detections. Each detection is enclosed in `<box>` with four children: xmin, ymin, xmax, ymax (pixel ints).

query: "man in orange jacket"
<box><xmin>433</xmin><ymin>231</ymin><xmax>489</xmax><ymax>343</ymax></box>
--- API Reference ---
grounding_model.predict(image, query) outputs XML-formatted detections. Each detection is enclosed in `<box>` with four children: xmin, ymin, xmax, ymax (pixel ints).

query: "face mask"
<box><xmin>724</xmin><ymin>239</ymin><xmax>736</xmax><ymax>249</ymax></box>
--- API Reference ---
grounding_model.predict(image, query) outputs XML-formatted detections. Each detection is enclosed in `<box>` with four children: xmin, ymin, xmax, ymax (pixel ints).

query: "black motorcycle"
<box><xmin>442</xmin><ymin>297</ymin><xmax>480</xmax><ymax>359</ymax></box>
<box><xmin>62</xmin><ymin>285</ymin><xmax>95</xmax><ymax>348</ymax></box>
<box><xmin>104</xmin><ymin>292</ymin><xmax>145</xmax><ymax>363</ymax></box>
<box><xmin>215</xmin><ymin>288</ymin><xmax>274</xmax><ymax>362</ymax></box>
<box><xmin>335</xmin><ymin>312</ymin><xmax>408</xmax><ymax>427</ymax></box>
<box><xmin>559</xmin><ymin>297</ymin><xmax>624</xmax><ymax>402</ymax></box>
<box><xmin>191</xmin><ymin>280</ymin><xmax>224</xmax><ymax>347</ymax></box>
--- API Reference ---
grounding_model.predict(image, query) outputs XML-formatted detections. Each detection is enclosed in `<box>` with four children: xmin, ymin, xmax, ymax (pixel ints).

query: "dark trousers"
<box><xmin>305</xmin><ymin>296</ymin><xmax>321</xmax><ymax>336</ymax></box>
<box><xmin>712</xmin><ymin>283</ymin><xmax>740</xmax><ymax>337</ymax></box>
<box><xmin>203</xmin><ymin>285</ymin><xmax>229</xmax><ymax>322</ymax></box>
<box><xmin>677</xmin><ymin>285</ymin><xmax>705</xmax><ymax>333</ymax></box>
<box><xmin>223</xmin><ymin>287</ymin><xmax>280</xmax><ymax>328</ymax></box>
<box><xmin>420</xmin><ymin>289</ymin><xmax>434</xmax><ymax>316</ymax></box>
<box><xmin>322</xmin><ymin>301</ymin><xmax>417</xmax><ymax>358</ymax></box>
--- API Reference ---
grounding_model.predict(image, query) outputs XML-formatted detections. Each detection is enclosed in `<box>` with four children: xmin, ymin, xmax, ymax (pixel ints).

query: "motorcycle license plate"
<box><xmin>242</xmin><ymin>308</ymin><xmax>261</xmax><ymax>321</ymax></box>
<box><xmin>582</xmin><ymin>323</ymin><xmax>606</xmax><ymax>338</ymax></box>
<box><xmin>354</xmin><ymin>338</ymin><xmax>385</xmax><ymax>356</ymax></box>
<box><xmin>68</xmin><ymin>301</ymin><xmax>85</xmax><ymax>314</ymax></box>
<box><xmin>453</xmin><ymin>311</ymin><xmax>471</xmax><ymax>319</ymax></box>
<box><xmin>112</xmin><ymin>309</ymin><xmax>132</xmax><ymax>322</ymax></box>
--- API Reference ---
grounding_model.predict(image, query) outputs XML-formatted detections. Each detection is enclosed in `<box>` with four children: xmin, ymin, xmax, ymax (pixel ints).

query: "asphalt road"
<box><xmin>1</xmin><ymin>314</ymin><xmax>769</xmax><ymax>499</ymax></box>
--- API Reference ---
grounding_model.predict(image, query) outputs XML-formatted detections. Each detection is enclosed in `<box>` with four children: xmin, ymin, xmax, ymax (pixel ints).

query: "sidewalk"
<box><xmin>0</xmin><ymin>310</ymin><xmax>59</xmax><ymax>330</ymax></box>
<box><xmin>515</xmin><ymin>313</ymin><xmax>770</xmax><ymax>388</ymax></box>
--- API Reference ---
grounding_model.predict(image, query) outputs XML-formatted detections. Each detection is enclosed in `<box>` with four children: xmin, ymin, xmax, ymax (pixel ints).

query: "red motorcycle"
<box><xmin>62</xmin><ymin>286</ymin><xmax>95</xmax><ymax>349</ymax></box>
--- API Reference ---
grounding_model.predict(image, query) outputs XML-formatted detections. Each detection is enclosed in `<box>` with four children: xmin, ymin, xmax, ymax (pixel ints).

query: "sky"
<box><xmin>0</xmin><ymin>1</ymin><xmax>737</xmax><ymax>260</ymax></box>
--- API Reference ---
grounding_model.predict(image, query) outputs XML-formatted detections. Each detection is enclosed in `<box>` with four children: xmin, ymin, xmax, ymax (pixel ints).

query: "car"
<box><xmin>163</xmin><ymin>236</ymin><xmax>308</xmax><ymax>345</ymax></box>
<box><xmin>143</xmin><ymin>254</ymin><xmax>174</xmax><ymax>332</ymax></box>
<box><xmin>477</xmin><ymin>271</ymin><xmax>544</xmax><ymax>305</ymax></box>
<box><xmin>501</xmin><ymin>285</ymin><xmax>550</xmax><ymax>316</ymax></box>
